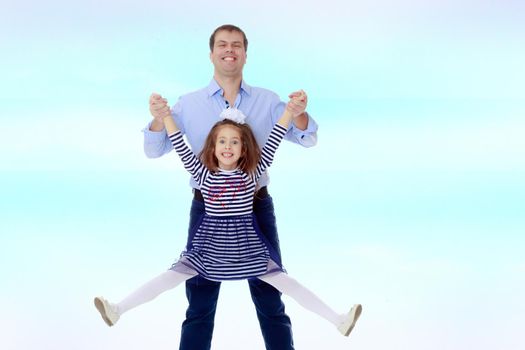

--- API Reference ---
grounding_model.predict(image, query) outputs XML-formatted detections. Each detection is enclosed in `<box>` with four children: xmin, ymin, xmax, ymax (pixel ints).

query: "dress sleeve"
<box><xmin>168</xmin><ymin>131</ymin><xmax>207</xmax><ymax>185</ymax></box>
<box><xmin>254</xmin><ymin>123</ymin><xmax>288</xmax><ymax>181</ymax></box>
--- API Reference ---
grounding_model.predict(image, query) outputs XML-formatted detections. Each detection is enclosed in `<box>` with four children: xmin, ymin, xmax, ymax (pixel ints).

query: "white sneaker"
<box><xmin>338</xmin><ymin>304</ymin><xmax>362</xmax><ymax>337</ymax></box>
<box><xmin>94</xmin><ymin>296</ymin><xmax>120</xmax><ymax>326</ymax></box>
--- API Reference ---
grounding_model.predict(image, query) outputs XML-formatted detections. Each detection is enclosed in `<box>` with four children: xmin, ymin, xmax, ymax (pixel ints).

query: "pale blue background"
<box><xmin>1</xmin><ymin>1</ymin><xmax>524</xmax><ymax>349</ymax></box>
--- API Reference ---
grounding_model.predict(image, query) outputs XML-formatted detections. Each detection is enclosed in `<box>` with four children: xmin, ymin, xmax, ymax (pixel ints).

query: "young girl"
<box><xmin>94</xmin><ymin>100</ymin><xmax>362</xmax><ymax>337</ymax></box>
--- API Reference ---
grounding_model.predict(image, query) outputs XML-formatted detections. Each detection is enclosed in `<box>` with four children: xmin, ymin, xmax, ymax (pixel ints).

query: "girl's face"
<box><xmin>214</xmin><ymin>125</ymin><xmax>243</xmax><ymax>170</ymax></box>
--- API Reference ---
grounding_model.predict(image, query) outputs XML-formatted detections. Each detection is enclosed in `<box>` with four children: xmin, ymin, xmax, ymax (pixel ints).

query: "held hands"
<box><xmin>286</xmin><ymin>90</ymin><xmax>308</xmax><ymax>118</ymax></box>
<box><xmin>284</xmin><ymin>90</ymin><xmax>309</xmax><ymax>130</ymax></box>
<box><xmin>277</xmin><ymin>90</ymin><xmax>308</xmax><ymax>128</ymax></box>
<box><xmin>149</xmin><ymin>93</ymin><xmax>172</xmax><ymax>131</ymax></box>
<box><xmin>149</xmin><ymin>93</ymin><xmax>178</xmax><ymax>134</ymax></box>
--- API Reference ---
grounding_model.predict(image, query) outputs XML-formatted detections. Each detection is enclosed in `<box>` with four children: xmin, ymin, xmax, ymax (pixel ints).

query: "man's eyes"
<box><xmin>216</xmin><ymin>43</ymin><xmax>242</xmax><ymax>49</ymax></box>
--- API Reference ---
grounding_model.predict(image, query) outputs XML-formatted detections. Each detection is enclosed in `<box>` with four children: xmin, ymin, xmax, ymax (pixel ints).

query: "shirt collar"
<box><xmin>206</xmin><ymin>78</ymin><xmax>252</xmax><ymax>97</ymax></box>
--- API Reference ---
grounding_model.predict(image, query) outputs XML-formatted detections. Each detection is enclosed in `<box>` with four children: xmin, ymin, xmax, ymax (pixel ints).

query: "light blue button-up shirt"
<box><xmin>143</xmin><ymin>79</ymin><xmax>319</xmax><ymax>189</ymax></box>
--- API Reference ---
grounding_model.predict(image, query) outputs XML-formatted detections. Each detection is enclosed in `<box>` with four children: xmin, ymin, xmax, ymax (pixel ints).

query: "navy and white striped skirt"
<box><xmin>170</xmin><ymin>213</ymin><xmax>283</xmax><ymax>281</ymax></box>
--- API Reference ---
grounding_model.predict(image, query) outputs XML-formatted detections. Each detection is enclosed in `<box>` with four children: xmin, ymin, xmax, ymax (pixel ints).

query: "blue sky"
<box><xmin>1</xmin><ymin>1</ymin><xmax>524</xmax><ymax>349</ymax></box>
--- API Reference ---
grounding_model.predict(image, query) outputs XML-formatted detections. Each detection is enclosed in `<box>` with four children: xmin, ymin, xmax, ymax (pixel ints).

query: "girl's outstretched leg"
<box><xmin>94</xmin><ymin>269</ymin><xmax>197</xmax><ymax>327</ymax></box>
<box><xmin>257</xmin><ymin>272</ymin><xmax>362</xmax><ymax>336</ymax></box>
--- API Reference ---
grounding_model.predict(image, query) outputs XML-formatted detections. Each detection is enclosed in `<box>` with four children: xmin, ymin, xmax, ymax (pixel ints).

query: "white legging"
<box><xmin>116</xmin><ymin>270</ymin><xmax>342</xmax><ymax>326</ymax></box>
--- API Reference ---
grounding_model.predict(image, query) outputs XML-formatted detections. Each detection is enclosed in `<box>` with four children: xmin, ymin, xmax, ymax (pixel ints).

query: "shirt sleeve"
<box><xmin>142</xmin><ymin>124</ymin><xmax>172</xmax><ymax>158</ymax></box>
<box><xmin>168</xmin><ymin>131</ymin><xmax>207</xmax><ymax>185</ymax></box>
<box><xmin>290</xmin><ymin>111</ymin><xmax>319</xmax><ymax>147</ymax></box>
<box><xmin>271</xmin><ymin>99</ymin><xmax>319</xmax><ymax>148</ymax></box>
<box><xmin>255</xmin><ymin>123</ymin><xmax>288</xmax><ymax>181</ymax></box>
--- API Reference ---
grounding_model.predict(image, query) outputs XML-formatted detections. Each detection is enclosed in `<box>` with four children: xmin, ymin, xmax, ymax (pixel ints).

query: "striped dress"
<box><xmin>169</xmin><ymin>123</ymin><xmax>288</xmax><ymax>281</ymax></box>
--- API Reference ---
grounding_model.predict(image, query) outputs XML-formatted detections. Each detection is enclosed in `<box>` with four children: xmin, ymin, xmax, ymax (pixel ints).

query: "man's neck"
<box><xmin>214</xmin><ymin>74</ymin><xmax>242</xmax><ymax>106</ymax></box>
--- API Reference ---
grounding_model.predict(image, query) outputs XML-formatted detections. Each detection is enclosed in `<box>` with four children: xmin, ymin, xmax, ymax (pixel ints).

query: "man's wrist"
<box><xmin>149</xmin><ymin>118</ymin><xmax>165</xmax><ymax>132</ymax></box>
<box><xmin>292</xmin><ymin>112</ymin><xmax>308</xmax><ymax>130</ymax></box>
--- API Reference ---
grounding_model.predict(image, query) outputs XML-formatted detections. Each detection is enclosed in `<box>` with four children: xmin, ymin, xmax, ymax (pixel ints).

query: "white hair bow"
<box><xmin>219</xmin><ymin>107</ymin><xmax>247</xmax><ymax>124</ymax></box>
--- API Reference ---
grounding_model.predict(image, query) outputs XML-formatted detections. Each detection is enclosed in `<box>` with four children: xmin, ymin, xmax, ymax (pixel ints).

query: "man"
<box><xmin>144</xmin><ymin>24</ymin><xmax>318</xmax><ymax>350</ymax></box>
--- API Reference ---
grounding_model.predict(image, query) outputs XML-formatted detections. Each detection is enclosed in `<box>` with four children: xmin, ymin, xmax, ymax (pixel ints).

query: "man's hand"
<box><xmin>286</xmin><ymin>90</ymin><xmax>309</xmax><ymax>130</ymax></box>
<box><xmin>149</xmin><ymin>93</ymin><xmax>170</xmax><ymax>131</ymax></box>
<box><xmin>287</xmin><ymin>90</ymin><xmax>308</xmax><ymax>118</ymax></box>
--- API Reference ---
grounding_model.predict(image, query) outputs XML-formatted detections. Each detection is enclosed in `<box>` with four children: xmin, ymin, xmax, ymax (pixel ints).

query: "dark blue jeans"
<box><xmin>179</xmin><ymin>196</ymin><xmax>294</xmax><ymax>350</ymax></box>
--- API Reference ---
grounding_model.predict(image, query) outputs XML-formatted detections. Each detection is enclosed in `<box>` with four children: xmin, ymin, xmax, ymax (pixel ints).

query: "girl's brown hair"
<box><xmin>199</xmin><ymin>119</ymin><xmax>260</xmax><ymax>174</ymax></box>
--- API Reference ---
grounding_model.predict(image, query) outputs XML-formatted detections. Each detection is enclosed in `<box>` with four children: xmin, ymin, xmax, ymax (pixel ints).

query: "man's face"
<box><xmin>210</xmin><ymin>30</ymin><xmax>247</xmax><ymax>78</ymax></box>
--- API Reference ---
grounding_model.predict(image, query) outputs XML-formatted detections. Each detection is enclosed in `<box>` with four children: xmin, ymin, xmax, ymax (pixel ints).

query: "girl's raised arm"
<box><xmin>162</xmin><ymin>113</ymin><xmax>179</xmax><ymax>135</ymax></box>
<box><xmin>277</xmin><ymin>108</ymin><xmax>293</xmax><ymax>129</ymax></box>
